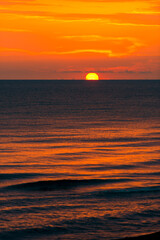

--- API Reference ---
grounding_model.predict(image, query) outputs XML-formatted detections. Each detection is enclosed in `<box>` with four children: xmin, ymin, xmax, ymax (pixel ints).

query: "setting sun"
<box><xmin>86</xmin><ymin>73</ymin><xmax>99</xmax><ymax>80</ymax></box>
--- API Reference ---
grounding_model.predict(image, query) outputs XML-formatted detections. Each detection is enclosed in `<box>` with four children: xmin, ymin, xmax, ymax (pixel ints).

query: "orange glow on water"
<box><xmin>1</xmin><ymin>119</ymin><xmax>159</xmax><ymax>190</ymax></box>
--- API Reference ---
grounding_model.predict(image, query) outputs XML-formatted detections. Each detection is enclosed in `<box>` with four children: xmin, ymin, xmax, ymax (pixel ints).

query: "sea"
<box><xmin>0</xmin><ymin>80</ymin><xmax>159</xmax><ymax>240</ymax></box>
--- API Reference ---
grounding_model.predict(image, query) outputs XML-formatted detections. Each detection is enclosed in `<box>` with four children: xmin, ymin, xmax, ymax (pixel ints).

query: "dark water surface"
<box><xmin>0</xmin><ymin>80</ymin><xmax>160</xmax><ymax>240</ymax></box>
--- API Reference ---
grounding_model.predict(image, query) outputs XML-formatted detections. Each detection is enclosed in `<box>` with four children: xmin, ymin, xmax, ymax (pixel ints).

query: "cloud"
<box><xmin>0</xmin><ymin>0</ymin><xmax>47</xmax><ymax>6</ymax></box>
<box><xmin>41</xmin><ymin>49</ymin><xmax>114</xmax><ymax>56</ymax></box>
<box><xmin>0</xmin><ymin>47</ymin><xmax>117</xmax><ymax>57</ymax></box>
<box><xmin>0</xmin><ymin>47</ymin><xmax>32</xmax><ymax>53</ymax></box>
<box><xmin>58</xmin><ymin>0</ymin><xmax>159</xmax><ymax>2</ymax></box>
<box><xmin>95</xmin><ymin>70</ymin><xmax>152</xmax><ymax>74</ymax></box>
<box><xmin>0</xmin><ymin>33</ymin><xmax>148</xmax><ymax>58</ymax></box>
<box><xmin>61</xmin><ymin>35</ymin><xmax>137</xmax><ymax>42</ymax></box>
<box><xmin>59</xmin><ymin>70</ymin><xmax>83</xmax><ymax>74</ymax></box>
<box><xmin>0</xmin><ymin>0</ymin><xmax>156</xmax><ymax>4</ymax></box>
<box><xmin>67</xmin><ymin>37</ymin><xmax>142</xmax><ymax>56</ymax></box>
<box><xmin>111</xmin><ymin>12</ymin><xmax>160</xmax><ymax>26</ymax></box>
<box><xmin>0</xmin><ymin>9</ymin><xmax>159</xmax><ymax>26</ymax></box>
<box><xmin>0</xmin><ymin>28</ymin><xmax>30</xmax><ymax>32</ymax></box>
<box><xmin>0</xmin><ymin>9</ymin><xmax>160</xmax><ymax>26</ymax></box>
<box><xmin>92</xmin><ymin>64</ymin><xmax>154</xmax><ymax>74</ymax></box>
<box><xmin>0</xmin><ymin>55</ymin><xmax>159</xmax><ymax>79</ymax></box>
<box><xmin>60</xmin><ymin>35</ymin><xmax>144</xmax><ymax>55</ymax></box>
<box><xmin>150</xmin><ymin>5</ymin><xmax>160</xmax><ymax>12</ymax></box>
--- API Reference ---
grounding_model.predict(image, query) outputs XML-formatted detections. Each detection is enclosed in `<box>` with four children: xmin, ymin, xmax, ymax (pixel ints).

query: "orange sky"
<box><xmin>0</xmin><ymin>0</ymin><xmax>160</xmax><ymax>79</ymax></box>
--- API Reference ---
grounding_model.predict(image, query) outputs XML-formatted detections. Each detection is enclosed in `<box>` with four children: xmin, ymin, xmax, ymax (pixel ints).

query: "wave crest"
<box><xmin>3</xmin><ymin>178</ymin><xmax>131</xmax><ymax>192</ymax></box>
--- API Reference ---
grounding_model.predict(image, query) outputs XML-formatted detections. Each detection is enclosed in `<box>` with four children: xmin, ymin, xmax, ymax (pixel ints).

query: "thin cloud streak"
<box><xmin>57</xmin><ymin>0</ymin><xmax>159</xmax><ymax>2</ymax></box>
<box><xmin>41</xmin><ymin>49</ymin><xmax>114</xmax><ymax>56</ymax></box>
<box><xmin>0</xmin><ymin>9</ymin><xmax>159</xmax><ymax>26</ymax></box>
<box><xmin>0</xmin><ymin>0</ymin><xmax>48</xmax><ymax>6</ymax></box>
<box><xmin>0</xmin><ymin>48</ymin><xmax>128</xmax><ymax>57</ymax></box>
<box><xmin>0</xmin><ymin>28</ymin><xmax>30</xmax><ymax>32</ymax></box>
<box><xmin>61</xmin><ymin>35</ymin><xmax>139</xmax><ymax>42</ymax></box>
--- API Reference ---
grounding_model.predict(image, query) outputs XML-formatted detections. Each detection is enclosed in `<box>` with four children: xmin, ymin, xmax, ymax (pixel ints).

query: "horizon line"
<box><xmin>0</xmin><ymin>79</ymin><xmax>160</xmax><ymax>81</ymax></box>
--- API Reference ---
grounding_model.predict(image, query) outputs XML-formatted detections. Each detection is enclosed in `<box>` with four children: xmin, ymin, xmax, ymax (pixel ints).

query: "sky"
<box><xmin>0</xmin><ymin>0</ymin><xmax>160</xmax><ymax>79</ymax></box>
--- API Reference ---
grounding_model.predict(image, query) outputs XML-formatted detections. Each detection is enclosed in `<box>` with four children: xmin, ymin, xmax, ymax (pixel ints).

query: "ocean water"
<box><xmin>0</xmin><ymin>80</ymin><xmax>159</xmax><ymax>240</ymax></box>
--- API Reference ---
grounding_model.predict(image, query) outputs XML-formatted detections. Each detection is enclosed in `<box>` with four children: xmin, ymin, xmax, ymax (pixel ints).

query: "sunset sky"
<box><xmin>0</xmin><ymin>0</ymin><xmax>160</xmax><ymax>79</ymax></box>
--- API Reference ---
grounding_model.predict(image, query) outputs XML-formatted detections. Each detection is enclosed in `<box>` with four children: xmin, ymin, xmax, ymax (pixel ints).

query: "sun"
<box><xmin>86</xmin><ymin>73</ymin><xmax>99</xmax><ymax>80</ymax></box>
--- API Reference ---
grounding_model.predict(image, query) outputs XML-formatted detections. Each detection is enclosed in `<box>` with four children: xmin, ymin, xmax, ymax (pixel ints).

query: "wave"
<box><xmin>0</xmin><ymin>226</ymin><xmax>68</xmax><ymax>240</ymax></box>
<box><xmin>2</xmin><ymin>178</ymin><xmax>131</xmax><ymax>192</ymax></box>
<box><xmin>2</xmin><ymin>178</ymin><xmax>160</xmax><ymax>195</ymax></box>
<box><xmin>91</xmin><ymin>185</ymin><xmax>160</xmax><ymax>198</ymax></box>
<box><xmin>0</xmin><ymin>173</ymin><xmax>45</xmax><ymax>180</ymax></box>
<box><xmin>9</xmin><ymin>136</ymin><xmax>160</xmax><ymax>144</ymax></box>
<box><xmin>119</xmin><ymin>231</ymin><xmax>160</xmax><ymax>240</ymax></box>
<box><xmin>0</xmin><ymin>223</ymin><xmax>159</xmax><ymax>240</ymax></box>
